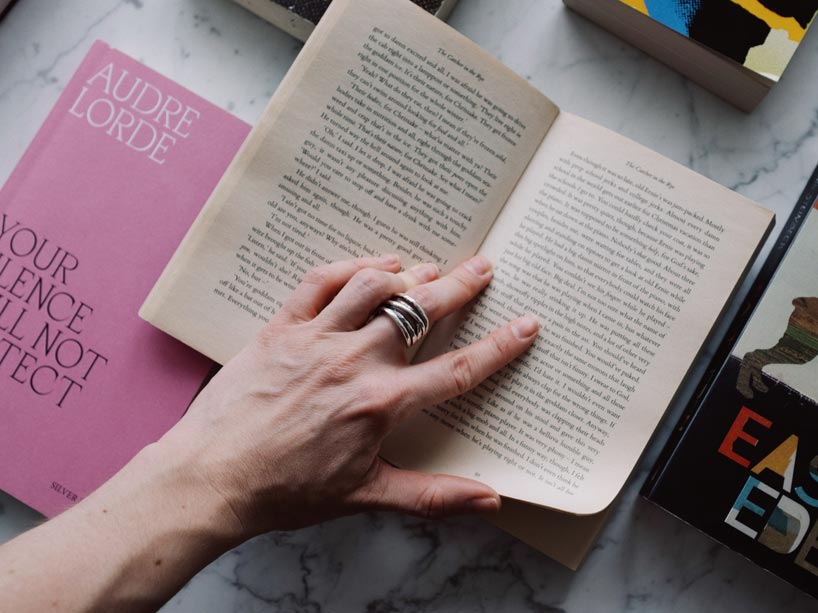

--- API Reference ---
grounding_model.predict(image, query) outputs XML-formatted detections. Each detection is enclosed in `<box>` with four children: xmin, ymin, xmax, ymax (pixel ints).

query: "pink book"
<box><xmin>0</xmin><ymin>41</ymin><xmax>250</xmax><ymax>517</ymax></box>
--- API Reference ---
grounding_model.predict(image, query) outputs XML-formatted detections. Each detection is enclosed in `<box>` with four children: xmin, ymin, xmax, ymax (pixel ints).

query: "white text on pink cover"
<box><xmin>67</xmin><ymin>61</ymin><xmax>201</xmax><ymax>165</ymax></box>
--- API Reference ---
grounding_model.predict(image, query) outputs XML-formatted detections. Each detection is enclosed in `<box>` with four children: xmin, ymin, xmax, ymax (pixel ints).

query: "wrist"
<box><xmin>118</xmin><ymin>437</ymin><xmax>248</xmax><ymax>550</ymax></box>
<box><xmin>0</xmin><ymin>437</ymin><xmax>247</xmax><ymax>612</ymax></box>
<box><xmin>75</xmin><ymin>436</ymin><xmax>247</xmax><ymax>592</ymax></box>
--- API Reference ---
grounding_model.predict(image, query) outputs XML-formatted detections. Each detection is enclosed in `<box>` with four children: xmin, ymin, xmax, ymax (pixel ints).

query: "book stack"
<box><xmin>231</xmin><ymin>0</ymin><xmax>460</xmax><ymax>42</ymax></box>
<box><xmin>564</xmin><ymin>0</ymin><xmax>818</xmax><ymax>111</ymax></box>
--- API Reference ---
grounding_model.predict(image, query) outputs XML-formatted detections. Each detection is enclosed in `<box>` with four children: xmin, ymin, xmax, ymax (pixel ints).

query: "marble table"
<box><xmin>1</xmin><ymin>0</ymin><xmax>817</xmax><ymax>610</ymax></box>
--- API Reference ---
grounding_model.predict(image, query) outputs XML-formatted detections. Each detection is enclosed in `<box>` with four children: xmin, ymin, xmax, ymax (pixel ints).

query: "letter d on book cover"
<box><xmin>0</xmin><ymin>41</ymin><xmax>250</xmax><ymax>517</ymax></box>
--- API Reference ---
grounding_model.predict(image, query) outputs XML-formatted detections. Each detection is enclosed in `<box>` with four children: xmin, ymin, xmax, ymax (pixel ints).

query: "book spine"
<box><xmin>231</xmin><ymin>0</ymin><xmax>456</xmax><ymax>42</ymax></box>
<box><xmin>642</xmin><ymin>164</ymin><xmax>818</xmax><ymax>497</ymax></box>
<box><xmin>434</xmin><ymin>0</ymin><xmax>460</xmax><ymax>21</ymax></box>
<box><xmin>230</xmin><ymin>0</ymin><xmax>316</xmax><ymax>42</ymax></box>
<box><xmin>0</xmin><ymin>0</ymin><xmax>16</xmax><ymax>20</ymax></box>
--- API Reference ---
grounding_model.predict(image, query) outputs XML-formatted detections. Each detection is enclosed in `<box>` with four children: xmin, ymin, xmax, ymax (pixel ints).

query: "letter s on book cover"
<box><xmin>0</xmin><ymin>40</ymin><xmax>251</xmax><ymax>517</ymax></box>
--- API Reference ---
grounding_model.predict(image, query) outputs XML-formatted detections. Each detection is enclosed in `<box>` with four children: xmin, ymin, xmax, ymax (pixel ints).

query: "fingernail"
<box><xmin>410</xmin><ymin>262</ymin><xmax>439</xmax><ymax>283</ymax></box>
<box><xmin>381</xmin><ymin>253</ymin><xmax>400</xmax><ymax>265</ymax></box>
<box><xmin>466</xmin><ymin>496</ymin><xmax>501</xmax><ymax>514</ymax></box>
<box><xmin>464</xmin><ymin>255</ymin><xmax>492</xmax><ymax>276</ymax></box>
<box><xmin>512</xmin><ymin>316</ymin><xmax>539</xmax><ymax>340</ymax></box>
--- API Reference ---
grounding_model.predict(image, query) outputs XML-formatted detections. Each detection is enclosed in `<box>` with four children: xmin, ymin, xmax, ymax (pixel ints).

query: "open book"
<box><xmin>140</xmin><ymin>0</ymin><xmax>773</xmax><ymax>566</ymax></box>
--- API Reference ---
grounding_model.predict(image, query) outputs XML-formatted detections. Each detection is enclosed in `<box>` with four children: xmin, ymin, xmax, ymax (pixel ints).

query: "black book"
<box><xmin>232</xmin><ymin>0</ymin><xmax>460</xmax><ymax>42</ymax></box>
<box><xmin>643</xmin><ymin>163</ymin><xmax>818</xmax><ymax>598</ymax></box>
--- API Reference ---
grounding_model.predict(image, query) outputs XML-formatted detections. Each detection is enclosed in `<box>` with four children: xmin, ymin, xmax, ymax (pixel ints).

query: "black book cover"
<box><xmin>643</xmin><ymin>163</ymin><xmax>818</xmax><ymax>599</ymax></box>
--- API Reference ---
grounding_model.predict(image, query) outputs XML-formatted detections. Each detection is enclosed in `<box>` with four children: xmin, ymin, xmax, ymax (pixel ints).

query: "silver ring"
<box><xmin>374</xmin><ymin>293</ymin><xmax>430</xmax><ymax>348</ymax></box>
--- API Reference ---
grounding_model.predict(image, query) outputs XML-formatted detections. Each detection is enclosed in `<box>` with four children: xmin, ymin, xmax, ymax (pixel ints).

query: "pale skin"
<box><xmin>0</xmin><ymin>254</ymin><xmax>539</xmax><ymax>612</ymax></box>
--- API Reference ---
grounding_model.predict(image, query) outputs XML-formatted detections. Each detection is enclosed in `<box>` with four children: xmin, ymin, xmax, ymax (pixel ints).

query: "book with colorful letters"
<box><xmin>643</xmin><ymin>166</ymin><xmax>818</xmax><ymax>598</ymax></box>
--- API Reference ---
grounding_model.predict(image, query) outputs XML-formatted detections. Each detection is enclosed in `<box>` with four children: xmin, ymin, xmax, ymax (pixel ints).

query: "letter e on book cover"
<box><xmin>0</xmin><ymin>41</ymin><xmax>250</xmax><ymax>517</ymax></box>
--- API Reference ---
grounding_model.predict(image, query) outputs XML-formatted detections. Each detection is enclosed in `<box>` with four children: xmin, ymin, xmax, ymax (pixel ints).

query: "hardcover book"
<box><xmin>564</xmin><ymin>0</ymin><xmax>818</xmax><ymax>111</ymax></box>
<box><xmin>231</xmin><ymin>0</ymin><xmax>460</xmax><ymax>42</ymax></box>
<box><xmin>140</xmin><ymin>0</ymin><xmax>774</xmax><ymax>567</ymax></box>
<box><xmin>0</xmin><ymin>41</ymin><xmax>250</xmax><ymax>517</ymax></box>
<box><xmin>643</xmin><ymin>166</ymin><xmax>818</xmax><ymax>597</ymax></box>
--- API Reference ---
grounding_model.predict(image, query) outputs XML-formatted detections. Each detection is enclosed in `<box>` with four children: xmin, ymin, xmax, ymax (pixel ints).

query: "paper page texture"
<box><xmin>489</xmin><ymin>498</ymin><xmax>611</xmax><ymax>569</ymax></box>
<box><xmin>383</xmin><ymin>112</ymin><xmax>774</xmax><ymax>514</ymax></box>
<box><xmin>0</xmin><ymin>41</ymin><xmax>249</xmax><ymax>517</ymax></box>
<box><xmin>140</xmin><ymin>0</ymin><xmax>558</xmax><ymax>364</ymax></box>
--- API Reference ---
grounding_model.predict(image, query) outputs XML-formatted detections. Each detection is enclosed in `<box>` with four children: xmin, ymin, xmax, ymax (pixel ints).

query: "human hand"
<box><xmin>0</xmin><ymin>254</ymin><xmax>539</xmax><ymax>612</ymax></box>
<box><xmin>157</xmin><ymin>254</ymin><xmax>539</xmax><ymax>539</ymax></box>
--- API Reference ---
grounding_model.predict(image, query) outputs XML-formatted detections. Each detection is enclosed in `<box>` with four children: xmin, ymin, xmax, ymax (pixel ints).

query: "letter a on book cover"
<box><xmin>0</xmin><ymin>41</ymin><xmax>250</xmax><ymax>517</ymax></box>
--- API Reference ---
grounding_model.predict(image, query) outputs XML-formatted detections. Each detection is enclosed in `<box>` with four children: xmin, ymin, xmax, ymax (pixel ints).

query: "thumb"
<box><xmin>353</xmin><ymin>460</ymin><xmax>501</xmax><ymax>518</ymax></box>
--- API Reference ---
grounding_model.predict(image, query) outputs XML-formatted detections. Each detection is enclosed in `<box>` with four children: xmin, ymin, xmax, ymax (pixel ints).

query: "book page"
<box><xmin>141</xmin><ymin>0</ymin><xmax>557</xmax><ymax>364</ymax></box>
<box><xmin>382</xmin><ymin>112</ymin><xmax>774</xmax><ymax>514</ymax></box>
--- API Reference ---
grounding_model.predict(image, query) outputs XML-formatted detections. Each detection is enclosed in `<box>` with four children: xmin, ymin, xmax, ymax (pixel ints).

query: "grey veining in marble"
<box><xmin>2</xmin><ymin>0</ymin><xmax>818</xmax><ymax>611</ymax></box>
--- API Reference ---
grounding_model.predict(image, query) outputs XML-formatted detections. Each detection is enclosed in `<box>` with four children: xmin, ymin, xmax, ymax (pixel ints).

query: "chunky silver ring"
<box><xmin>374</xmin><ymin>293</ymin><xmax>430</xmax><ymax>348</ymax></box>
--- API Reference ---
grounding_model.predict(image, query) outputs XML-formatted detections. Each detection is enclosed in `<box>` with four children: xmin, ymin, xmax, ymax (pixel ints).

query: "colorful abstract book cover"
<box><xmin>620</xmin><ymin>0</ymin><xmax>818</xmax><ymax>81</ymax></box>
<box><xmin>643</xmin><ymin>169</ymin><xmax>818</xmax><ymax>598</ymax></box>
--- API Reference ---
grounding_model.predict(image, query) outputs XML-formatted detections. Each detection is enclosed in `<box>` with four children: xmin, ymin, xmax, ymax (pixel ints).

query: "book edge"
<box><xmin>138</xmin><ymin>1</ymin><xmax>347</xmax><ymax>352</ymax></box>
<box><xmin>563</xmin><ymin>0</ymin><xmax>773</xmax><ymax>111</ymax></box>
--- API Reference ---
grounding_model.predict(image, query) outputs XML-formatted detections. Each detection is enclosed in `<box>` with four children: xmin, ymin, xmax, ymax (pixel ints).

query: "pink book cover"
<box><xmin>0</xmin><ymin>41</ymin><xmax>250</xmax><ymax>517</ymax></box>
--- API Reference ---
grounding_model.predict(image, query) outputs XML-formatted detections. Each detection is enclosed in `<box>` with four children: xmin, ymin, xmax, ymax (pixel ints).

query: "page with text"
<box><xmin>141</xmin><ymin>0</ymin><xmax>558</xmax><ymax>363</ymax></box>
<box><xmin>383</xmin><ymin>112</ymin><xmax>774</xmax><ymax>514</ymax></box>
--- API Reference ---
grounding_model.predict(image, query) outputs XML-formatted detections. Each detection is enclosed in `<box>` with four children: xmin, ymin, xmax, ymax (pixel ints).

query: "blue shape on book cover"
<box><xmin>626</xmin><ymin>0</ymin><xmax>818</xmax><ymax>81</ymax></box>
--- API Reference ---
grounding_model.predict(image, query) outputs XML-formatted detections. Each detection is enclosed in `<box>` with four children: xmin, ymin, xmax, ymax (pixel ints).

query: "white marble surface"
<box><xmin>1</xmin><ymin>0</ymin><xmax>817</xmax><ymax>610</ymax></box>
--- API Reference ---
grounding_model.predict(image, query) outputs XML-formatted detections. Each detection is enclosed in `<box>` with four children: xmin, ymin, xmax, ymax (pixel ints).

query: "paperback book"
<box><xmin>565</xmin><ymin>0</ymin><xmax>818</xmax><ymax>111</ymax></box>
<box><xmin>643</xmin><ymin>165</ymin><xmax>818</xmax><ymax>598</ymax></box>
<box><xmin>0</xmin><ymin>41</ymin><xmax>250</xmax><ymax>517</ymax></box>
<box><xmin>140</xmin><ymin>0</ymin><xmax>774</xmax><ymax>567</ymax></box>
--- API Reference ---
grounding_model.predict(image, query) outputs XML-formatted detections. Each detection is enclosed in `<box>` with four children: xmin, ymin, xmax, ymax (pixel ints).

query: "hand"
<box><xmin>0</xmin><ymin>254</ymin><xmax>540</xmax><ymax>612</ymax></box>
<box><xmin>159</xmin><ymin>254</ymin><xmax>539</xmax><ymax>538</ymax></box>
